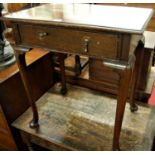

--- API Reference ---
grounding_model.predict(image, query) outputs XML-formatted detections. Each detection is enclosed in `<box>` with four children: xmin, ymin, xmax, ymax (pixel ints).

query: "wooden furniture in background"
<box><xmin>7</xmin><ymin>3</ymin><xmax>88</xmax><ymax>79</ymax></box>
<box><xmin>0</xmin><ymin>49</ymin><xmax>54</xmax><ymax>150</ymax></box>
<box><xmin>7</xmin><ymin>4</ymin><xmax>28</xmax><ymax>12</ymax></box>
<box><xmin>0</xmin><ymin>105</ymin><xmax>17</xmax><ymax>150</ymax></box>
<box><xmin>6</xmin><ymin>3</ymin><xmax>40</xmax><ymax>13</ymax></box>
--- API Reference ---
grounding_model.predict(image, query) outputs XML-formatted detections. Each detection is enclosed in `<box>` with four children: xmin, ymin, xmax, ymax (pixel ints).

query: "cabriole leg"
<box><xmin>14</xmin><ymin>47</ymin><xmax>39</xmax><ymax>128</ymax></box>
<box><xmin>103</xmin><ymin>55</ymin><xmax>135</xmax><ymax>150</ymax></box>
<box><xmin>112</xmin><ymin>67</ymin><xmax>132</xmax><ymax>150</ymax></box>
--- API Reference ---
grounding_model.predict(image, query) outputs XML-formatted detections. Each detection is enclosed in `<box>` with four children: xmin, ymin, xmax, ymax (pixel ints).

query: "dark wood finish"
<box><xmin>102</xmin><ymin>55</ymin><xmax>135</xmax><ymax>150</ymax></box>
<box><xmin>89</xmin><ymin>31</ymin><xmax>155</xmax><ymax>102</ymax></box>
<box><xmin>0</xmin><ymin>105</ymin><xmax>17</xmax><ymax>150</ymax></box>
<box><xmin>2</xmin><ymin>4</ymin><xmax>153</xmax><ymax>151</ymax></box>
<box><xmin>66</xmin><ymin>55</ymin><xmax>89</xmax><ymax>76</ymax></box>
<box><xmin>58</xmin><ymin>53</ymin><xmax>67</xmax><ymax>95</ymax></box>
<box><xmin>129</xmin><ymin>41</ymin><xmax>144</xmax><ymax>111</ymax></box>
<box><xmin>112</xmin><ymin>60</ymin><xmax>133</xmax><ymax>150</ymax></box>
<box><xmin>14</xmin><ymin>48</ymin><xmax>39</xmax><ymax>128</ymax></box>
<box><xmin>75</xmin><ymin>55</ymin><xmax>81</xmax><ymax>76</ymax></box>
<box><xmin>18</xmin><ymin>24</ymin><xmax>119</xmax><ymax>59</ymax></box>
<box><xmin>0</xmin><ymin>49</ymin><xmax>54</xmax><ymax>150</ymax></box>
<box><xmin>0</xmin><ymin>49</ymin><xmax>52</xmax><ymax>121</ymax></box>
<box><xmin>51</xmin><ymin>53</ymin><xmax>88</xmax><ymax>77</ymax></box>
<box><xmin>89</xmin><ymin>59</ymin><xmax>119</xmax><ymax>86</ymax></box>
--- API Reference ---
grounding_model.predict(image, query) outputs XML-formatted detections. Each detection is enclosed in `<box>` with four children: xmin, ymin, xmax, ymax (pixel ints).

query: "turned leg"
<box><xmin>75</xmin><ymin>55</ymin><xmax>81</xmax><ymax>76</ymax></box>
<box><xmin>14</xmin><ymin>47</ymin><xmax>39</xmax><ymax>128</ymax></box>
<box><xmin>129</xmin><ymin>41</ymin><xmax>144</xmax><ymax>112</ymax></box>
<box><xmin>112</xmin><ymin>67</ymin><xmax>132</xmax><ymax>150</ymax></box>
<box><xmin>58</xmin><ymin>53</ymin><xmax>67</xmax><ymax>95</ymax></box>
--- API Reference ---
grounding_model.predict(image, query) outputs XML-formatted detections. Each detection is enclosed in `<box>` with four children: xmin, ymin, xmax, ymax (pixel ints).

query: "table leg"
<box><xmin>58</xmin><ymin>53</ymin><xmax>67</xmax><ymax>95</ymax></box>
<box><xmin>129</xmin><ymin>41</ymin><xmax>144</xmax><ymax>112</ymax></box>
<box><xmin>103</xmin><ymin>54</ymin><xmax>135</xmax><ymax>150</ymax></box>
<box><xmin>129</xmin><ymin>64</ymin><xmax>139</xmax><ymax>112</ymax></box>
<box><xmin>112</xmin><ymin>66</ymin><xmax>132</xmax><ymax>150</ymax></box>
<box><xmin>14</xmin><ymin>47</ymin><xmax>39</xmax><ymax>128</ymax></box>
<box><xmin>75</xmin><ymin>55</ymin><xmax>81</xmax><ymax>76</ymax></box>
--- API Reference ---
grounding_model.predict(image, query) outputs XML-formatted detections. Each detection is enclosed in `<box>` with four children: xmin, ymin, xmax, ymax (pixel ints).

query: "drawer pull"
<box><xmin>83</xmin><ymin>37</ymin><xmax>90</xmax><ymax>53</ymax></box>
<box><xmin>38</xmin><ymin>32</ymin><xmax>48</xmax><ymax>39</ymax></box>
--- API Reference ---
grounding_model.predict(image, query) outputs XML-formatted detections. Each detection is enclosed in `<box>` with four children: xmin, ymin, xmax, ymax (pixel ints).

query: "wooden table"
<box><xmin>2</xmin><ymin>4</ymin><xmax>153</xmax><ymax>150</ymax></box>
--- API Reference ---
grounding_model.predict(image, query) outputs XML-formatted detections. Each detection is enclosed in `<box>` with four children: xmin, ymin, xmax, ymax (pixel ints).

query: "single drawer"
<box><xmin>18</xmin><ymin>24</ymin><xmax>119</xmax><ymax>59</ymax></box>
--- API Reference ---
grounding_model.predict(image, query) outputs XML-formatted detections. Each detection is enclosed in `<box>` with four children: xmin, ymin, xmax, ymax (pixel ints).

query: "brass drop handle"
<box><xmin>38</xmin><ymin>32</ymin><xmax>48</xmax><ymax>39</ymax></box>
<box><xmin>83</xmin><ymin>37</ymin><xmax>90</xmax><ymax>53</ymax></box>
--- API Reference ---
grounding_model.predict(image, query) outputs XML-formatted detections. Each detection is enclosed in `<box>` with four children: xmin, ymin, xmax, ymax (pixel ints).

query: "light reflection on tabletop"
<box><xmin>4</xmin><ymin>3</ymin><xmax>153</xmax><ymax>32</ymax></box>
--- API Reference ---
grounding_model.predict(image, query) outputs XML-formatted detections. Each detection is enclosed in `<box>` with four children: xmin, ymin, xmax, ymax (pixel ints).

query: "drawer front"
<box><xmin>18</xmin><ymin>24</ymin><xmax>119</xmax><ymax>59</ymax></box>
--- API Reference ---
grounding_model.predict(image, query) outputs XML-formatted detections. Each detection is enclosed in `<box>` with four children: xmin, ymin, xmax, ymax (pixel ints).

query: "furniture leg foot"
<box><xmin>130</xmin><ymin>104</ymin><xmax>138</xmax><ymax>112</ymax></box>
<box><xmin>29</xmin><ymin>120</ymin><xmax>39</xmax><ymax>128</ymax></box>
<box><xmin>129</xmin><ymin>41</ymin><xmax>144</xmax><ymax>113</ymax></box>
<box><xmin>60</xmin><ymin>87</ymin><xmax>67</xmax><ymax>95</ymax></box>
<box><xmin>113</xmin><ymin>146</ymin><xmax>120</xmax><ymax>151</ymax></box>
